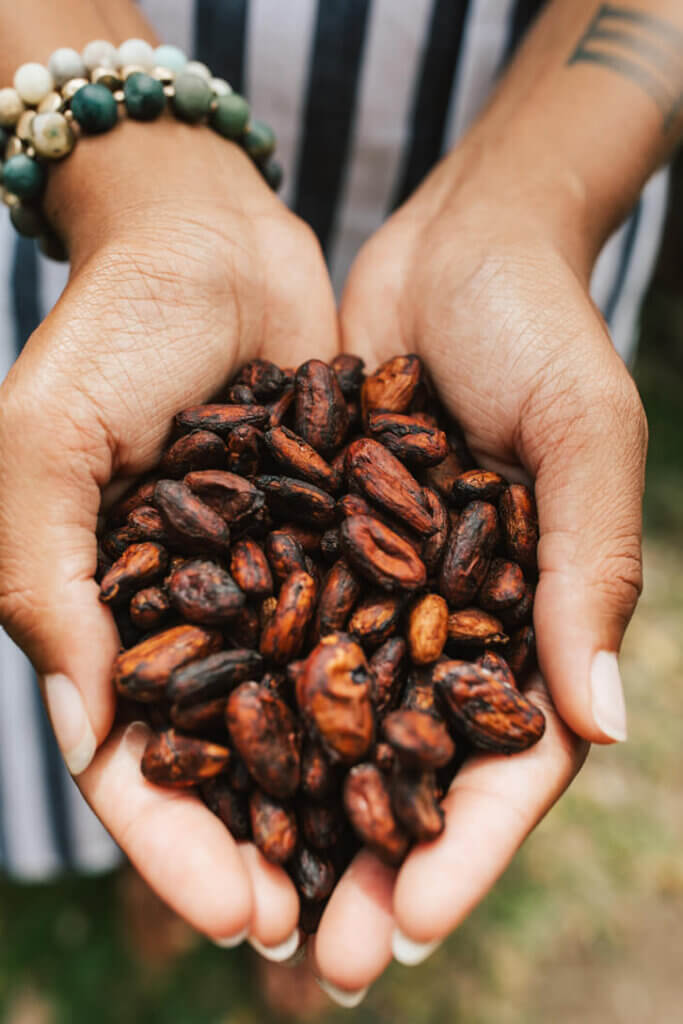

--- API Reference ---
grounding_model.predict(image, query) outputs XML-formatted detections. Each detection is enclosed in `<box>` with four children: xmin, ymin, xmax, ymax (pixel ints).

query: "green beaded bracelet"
<box><xmin>0</xmin><ymin>38</ymin><xmax>282</xmax><ymax>260</ymax></box>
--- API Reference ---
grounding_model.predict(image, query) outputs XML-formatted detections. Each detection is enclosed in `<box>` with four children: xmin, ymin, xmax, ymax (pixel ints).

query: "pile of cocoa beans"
<box><xmin>98</xmin><ymin>354</ymin><xmax>544</xmax><ymax>934</ymax></box>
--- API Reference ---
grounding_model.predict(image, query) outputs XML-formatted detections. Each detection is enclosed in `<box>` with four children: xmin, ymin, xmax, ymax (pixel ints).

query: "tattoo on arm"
<box><xmin>568</xmin><ymin>4</ymin><xmax>683</xmax><ymax>131</ymax></box>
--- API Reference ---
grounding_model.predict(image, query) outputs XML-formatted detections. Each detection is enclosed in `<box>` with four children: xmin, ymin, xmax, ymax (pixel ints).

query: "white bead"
<box><xmin>184</xmin><ymin>60</ymin><xmax>212</xmax><ymax>81</ymax></box>
<box><xmin>210</xmin><ymin>77</ymin><xmax>232</xmax><ymax>96</ymax></box>
<box><xmin>48</xmin><ymin>47</ymin><xmax>86</xmax><ymax>86</ymax></box>
<box><xmin>153</xmin><ymin>44</ymin><xmax>187</xmax><ymax>73</ymax></box>
<box><xmin>0</xmin><ymin>87</ymin><xmax>24</xmax><ymax>127</ymax></box>
<box><xmin>13</xmin><ymin>63</ymin><xmax>54</xmax><ymax>106</ymax></box>
<box><xmin>31</xmin><ymin>111</ymin><xmax>75</xmax><ymax>159</ymax></box>
<box><xmin>116</xmin><ymin>38</ymin><xmax>155</xmax><ymax>71</ymax></box>
<box><xmin>82</xmin><ymin>40</ymin><xmax>118</xmax><ymax>73</ymax></box>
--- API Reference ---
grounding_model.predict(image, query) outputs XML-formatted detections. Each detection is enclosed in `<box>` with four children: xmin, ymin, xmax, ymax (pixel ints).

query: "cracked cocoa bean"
<box><xmin>361</xmin><ymin>354</ymin><xmax>421</xmax><ymax>420</ymax></box>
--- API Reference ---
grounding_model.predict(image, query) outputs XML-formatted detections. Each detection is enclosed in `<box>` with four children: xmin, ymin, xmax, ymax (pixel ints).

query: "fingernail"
<box><xmin>315</xmin><ymin>977</ymin><xmax>368</xmax><ymax>1008</ymax></box>
<box><xmin>213</xmin><ymin>926</ymin><xmax>249</xmax><ymax>949</ymax></box>
<box><xmin>392</xmin><ymin>927</ymin><xmax>441</xmax><ymax>966</ymax></box>
<box><xmin>248</xmin><ymin>928</ymin><xmax>300</xmax><ymax>963</ymax></box>
<box><xmin>590</xmin><ymin>651</ymin><xmax>628</xmax><ymax>742</ymax></box>
<box><xmin>43</xmin><ymin>673</ymin><xmax>97</xmax><ymax>776</ymax></box>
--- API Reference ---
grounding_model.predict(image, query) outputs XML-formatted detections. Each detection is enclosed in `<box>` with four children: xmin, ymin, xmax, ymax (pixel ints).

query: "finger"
<box><xmin>520</xmin><ymin>342</ymin><xmax>647</xmax><ymax>744</ymax></box>
<box><xmin>78</xmin><ymin>721</ymin><xmax>253</xmax><ymax>943</ymax></box>
<box><xmin>0</xmin><ymin>370</ymin><xmax>119</xmax><ymax>776</ymax></box>
<box><xmin>238</xmin><ymin>842</ymin><xmax>301</xmax><ymax>961</ymax></box>
<box><xmin>311</xmin><ymin>848</ymin><xmax>396</xmax><ymax>1003</ymax></box>
<box><xmin>391</xmin><ymin>676</ymin><xmax>587</xmax><ymax>963</ymax></box>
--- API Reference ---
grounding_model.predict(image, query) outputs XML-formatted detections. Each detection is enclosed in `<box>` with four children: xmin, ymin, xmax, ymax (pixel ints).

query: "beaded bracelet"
<box><xmin>0</xmin><ymin>38</ymin><xmax>282</xmax><ymax>261</ymax></box>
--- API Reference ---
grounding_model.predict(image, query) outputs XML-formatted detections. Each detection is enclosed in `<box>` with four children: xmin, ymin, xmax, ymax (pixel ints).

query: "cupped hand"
<box><xmin>311</xmin><ymin>146</ymin><xmax>646</xmax><ymax>998</ymax></box>
<box><xmin>0</xmin><ymin>120</ymin><xmax>338</xmax><ymax>951</ymax></box>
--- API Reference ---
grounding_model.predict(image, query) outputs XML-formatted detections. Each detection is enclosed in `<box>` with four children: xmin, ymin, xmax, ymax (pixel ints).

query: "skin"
<box><xmin>0</xmin><ymin>0</ymin><xmax>682</xmax><ymax>998</ymax></box>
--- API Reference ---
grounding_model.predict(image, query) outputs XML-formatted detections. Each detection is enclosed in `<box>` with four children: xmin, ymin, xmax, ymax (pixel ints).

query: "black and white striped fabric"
<box><xmin>0</xmin><ymin>0</ymin><xmax>669</xmax><ymax>878</ymax></box>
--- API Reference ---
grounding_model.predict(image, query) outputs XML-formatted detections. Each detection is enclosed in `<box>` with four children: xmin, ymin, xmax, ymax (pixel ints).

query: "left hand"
<box><xmin>308</xmin><ymin>140</ymin><xmax>647</xmax><ymax>999</ymax></box>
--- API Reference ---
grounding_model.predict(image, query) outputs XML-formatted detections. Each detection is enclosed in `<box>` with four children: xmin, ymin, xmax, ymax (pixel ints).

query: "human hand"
<box><xmin>310</xmin><ymin>141</ymin><xmax>646</xmax><ymax>1001</ymax></box>
<box><xmin>0</xmin><ymin>120</ymin><xmax>337</xmax><ymax>954</ymax></box>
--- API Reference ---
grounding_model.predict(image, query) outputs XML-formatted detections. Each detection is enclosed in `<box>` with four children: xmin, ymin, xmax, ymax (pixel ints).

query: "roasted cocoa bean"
<box><xmin>391</xmin><ymin>768</ymin><xmax>445</xmax><ymax>843</ymax></box>
<box><xmin>265</xmin><ymin>530</ymin><xmax>308</xmax><ymax>583</ymax></box>
<box><xmin>346</xmin><ymin>438</ymin><xmax>435</xmax><ymax>536</ymax></box>
<box><xmin>320</xmin><ymin>527</ymin><xmax>341</xmax><ymax>561</ymax></box>
<box><xmin>451</xmin><ymin>469</ymin><xmax>506</xmax><ymax>507</ymax></box>
<box><xmin>348</xmin><ymin>593</ymin><xmax>402</xmax><ymax>649</ymax></box>
<box><xmin>99</xmin><ymin>542</ymin><xmax>168</xmax><ymax>605</ymax></box>
<box><xmin>256</xmin><ymin>475</ymin><xmax>336</xmax><ymax>528</ymax></box>
<box><xmin>225</xmin><ymin>423</ymin><xmax>262</xmax><ymax>476</ymax></box>
<box><xmin>260</xmin><ymin>571</ymin><xmax>317</xmax><ymax>664</ymax></box>
<box><xmin>108</xmin><ymin>477</ymin><xmax>158</xmax><ymax>526</ymax></box>
<box><xmin>291</xmin><ymin>846</ymin><xmax>336</xmax><ymax>902</ymax></box>
<box><xmin>479</xmin><ymin>558</ymin><xmax>526</xmax><ymax>613</ymax></box>
<box><xmin>424</xmin><ymin>451</ymin><xmax>465</xmax><ymax>501</ymax></box>
<box><xmin>296</xmin><ymin>635</ymin><xmax>374</xmax><ymax>763</ymax></box>
<box><xmin>126</xmin><ymin>506</ymin><xmax>169</xmax><ymax>545</ymax></box>
<box><xmin>447</xmin><ymin>608</ymin><xmax>508</xmax><ymax>647</ymax></box>
<box><xmin>229</xmin><ymin>539</ymin><xmax>273</xmax><ymax>597</ymax></box>
<box><xmin>249</xmin><ymin>789</ymin><xmax>297</xmax><ymax>864</ymax></box>
<box><xmin>336</xmin><ymin>493</ymin><xmax>373</xmax><ymax>519</ymax></box>
<box><xmin>227</xmin><ymin>681</ymin><xmax>301</xmax><ymax>799</ymax></box>
<box><xmin>369</xmin><ymin>637</ymin><xmax>407</xmax><ymax>716</ymax></box>
<box><xmin>201</xmin><ymin>777</ymin><xmax>251</xmax><ymax>839</ymax></box>
<box><xmin>439</xmin><ymin>500</ymin><xmax>498</xmax><ymax>608</ymax></box>
<box><xmin>408</xmin><ymin>593</ymin><xmax>449</xmax><ymax>664</ymax></box>
<box><xmin>382</xmin><ymin>709</ymin><xmax>454</xmax><ymax>769</ymax></box>
<box><xmin>167</xmin><ymin>648</ymin><xmax>263</xmax><ymax>705</ymax></box>
<box><xmin>421</xmin><ymin>487</ymin><xmax>449</xmax><ymax>573</ymax></box>
<box><xmin>343</xmin><ymin>763</ymin><xmax>409</xmax><ymax>866</ymax></box>
<box><xmin>505</xmin><ymin>624</ymin><xmax>536</xmax><ymax>681</ymax></box>
<box><xmin>226</xmin><ymin>604</ymin><xmax>261</xmax><ymax>649</ymax></box>
<box><xmin>340</xmin><ymin>515</ymin><xmax>427</xmax><ymax>592</ymax></box>
<box><xmin>373</xmin><ymin>741</ymin><xmax>397</xmax><ymax>775</ymax></box>
<box><xmin>330</xmin><ymin>353</ymin><xmax>364</xmax><ymax>396</ymax></box>
<box><xmin>361</xmin><ymin>354</ymin><xmax>421</xmax><ymax>419</ymax></box>
<box><xmin>300</xmin><ymin>739</ymin><xmax>336</xmax><ymax>800</ymax></box>
<box><xmin>499</xmin><ymin>484</ymin><xmax>538</xmax><ymax>576</ymax></box>
<box><xmin>170</xmin><ymin>696</ymin><xmax>228</xmax><ymax>736</ymax></box>
<box><xmin>129</xmin><ymin>585</ymin><xmax>171</xmax><ymax>630</ymax></box>
<box><xmin>278</xmin><ymin>523</ymin><xmax>322</xmax><ymax>554</ymax></box>
<box><xmin>159</xmin><ymin>430</ymin><xmax>228</xmax><ymax>478</ymax></box>
<box><xmin>175</xmin><ymin>403</ymin><xmax>269</xmax><ymax>435</ymax></box>
<box><xmin>184</xmin><ymin>470</ymin><xmax>265</xmax><ymax>527</ymax></box>
<box><xmin>264</xmin><ymin>426</ymin><xmax>342</xmax><ymax>493</ymax></box>
<box><xmin>233</xmin><ymin>359</ymin><xmax>286</xmax><ymax>399</ymax></box>
<box><xmin>499</xmin><ymin>582</ymin><xmax>534</xmax><ymax>629</ymax></box>
<box><xmin>167</xmin><ymin>559</ymin><xmax>245</xmax><ymax>624</ymax></box>
<box><xmin>433</xmin><ymin>660</ymin><xmax>545</xmax><ymax>753</ymax></box>
<box><xmin>113</xmin><ymin>625</ymin><xmax>222</xmax><ymax>701</ymax></box>
<box><xmin>367</xmin><ymin>411</ymin><xmax>448</xmax><ymax>467</ymax></box>
<box><xmin>141</xmin><ymin>729</ymin><xmax>230</xmax><ymax>787</ymax></box>
<box><xmin>315</xmin><ymin>559</ymin><xmax>361</xmax><ymax>639</ymax></box>
<box><xmin>154</xmin><ymin>480</ymin><xmax>232</xmax><ymax>553</ymax></box>
<box><xmin>265</xmin><ymin>384</ymin><xmax>295</xmax><ymax>428</ymax></box>
<box><xmin>300</xmin><ymin>801</ymin><xmax>346</xmax><ymax>850</ymax></box>
<box><xmin>476</xmin><ymin>650</ymin><xmax>517</xmax><ymax>688</ymax></box>
<box><xmin>295</xmin><ymin>359</ymin><xmax>349</xmax><ymax>454</ymax></box>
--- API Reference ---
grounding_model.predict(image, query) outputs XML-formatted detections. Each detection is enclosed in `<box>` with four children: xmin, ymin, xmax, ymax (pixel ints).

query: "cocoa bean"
<box><xmin>424</xmin><ymin>451</ymin><xmax>465</xmax><ymax>501</ymax></box>
<box><xmin>367</xmin><ymin>411</ymin><xmax>448</xmax><ymax>467</ymax></box>
<box><xmin>126</xmin><ymin>506</ymin><xmax>168</xmax><ymax>545</ymax></box>
<box><xmin>361</xmin><ymin>354</ymin><xmax>421</xmax><ymax>419</ymax></box>
<box><xmin>170</xmin><ymin>696</ymin><xmax>228</xmax><ymax>736</ymax></box>
<box><xmin>264</xmin><ymin>426</ymin><xmax>342</xmax><ymax>493</ymax></box>
<box><xmin>159</xmin><ymin>430</ymin><xmax>227</xmax><ymax>478</ymax></box>
<box><xmin>233</xmin><ymin>359</ymin><xmax>286</xmax><ymax>399</ymax></box>
<box><xmin>167</xmin><ymin>648</ymin><xmax>263</xmax><ymax>705</ymax></box>
<box><xmin>225</xmin><ymin>424</ymin><xmax>261</xmax><ymax>476</ymax></box>
<box><xmin>227</xmin><ymin>681</ymin><xmax>301</xmax><ymax>799</ymax></box>
<box><xmin>499</xmin><ymin>484</ymin><xmax>538</xmax><ymax>576</ymax></box>
<box><xmin>391</xmin><ymin>768</ymin><xmax>445</xmax><ymax>843</ymax></box>
<box><xmin>408</xmin><ymin>593</ymin><xmax>448</xmax><ymax>665</ymax></box>
<box><xmin>113</xmin><ymin>625</ymin><xmax>222</xmax><ymax>701</ymax></box>
<box><xmin>340</xmin><ymin>515</ymin><xmax>427</xmax><ymax>592</ymax></box>
<box><xmin>175</xmin><ymin>403</ymin><xmax>269</xmax><ymax>435</ymax></box>
<box><xmin>330</xmin><ymin>354</ymin><xmax>364</xmax><ymax>397</ymax></box>
<box><xmin>129</xmin><ymin>585</ymin><xmax>170</xmax><ymax>630</ymax></box>
<box><xmin>249</xmin><ymin>789</ymin><xmax>297</xmax><ymax>864</ymax></box>
<box><xmin>439</xmin><ymin>500</ymin><xmax>498</xmax><ymax>608</ymax></box>
<box><xmin>99</xmin><ymin>542</ymin><xmax>168</xmax><ymax>605</ymax></box>
<box><xmin>479</xmin><ymin>558</ymin><xmax>526</xmax><ymax>612</ymax></box>
<box><xmin>447</xmin><ymin>608</ymin><xmax>508</xmax><ymax>647</ymax></box>
<box><xmin>315</xmin><ymin>559</ymin><xmax>361</xmax><ymax>639</ymax></box>
<box><xmin>348</xmin><ymin>593</ymin><xmax>403</xmax><ymax>649</ymax></box>
<box><xmin>265</xmin><ymin>530</ymin><xmax>308</xmax><ymax>583</ymax></box>
<box><xmin>505</xmin><ymin>624</ymin><xmax>536</xmax><ymax>681</ymax></box>
<box><xmin>229</xmin><ymin>539</ymin><xmax>273</xmax><ymax>597</ymax></box>
<box><xmin>343</xmin><ymin>763</ymin><xmax>409</xmax><ymax>866</ymax></box>
<box><xmin>291</xmin><ymin>846</ymin><xmax>336</xmax><ymax>902</ymax></box>
<box><xmin>476</xmin><ymin>650</ymin><xmax>517</xmax><ymax>689</ymax></box>
<box><xmin>300</xmin><ymin>739</ymin><xmax>336</xmax><ymax>801</ymax></box>
<box><xmin>260</xmin><ymin>571</ymin><xmax>317</xmax><ymax>664</ymax></box>
<box><xmin>256</xmin><ymin>475</ymin><xmax>336</xmax><ymax>528</ymax></box>
<box><xmin>346</xmin><ymin>438</ymin><xmax>435</xmax><ymax>537</ymax></box>
<box><xmin>433</xmin><ymin>660</ymin><xmax>545</xmax><ymax>753</ymax></box>
<box><xmin>141</xmin><ymin>729</ymin><xmax>230</xmax><ymax>787</ymax></box>
<box><xmin>184</xmin><ymin>470</ymin><xmax>265</xmax><ymax>528</ymax></box>
<box><xmin>167</xmin><ymin>559</ymin><xmax>245</xmax><ymax>624</ymax></box>
<box><xmin>421</xmin><ymin>487</ymin><xmax>449</xmax><ymax>574</ymax></box>
<box><xmin>295</xmin><ymin>359</ymin><xmax>349</xmax><ymax>454</ymax></box>
<box><xmin>451</xmin><ymin>469</ymin><xmax>506</xmax><ymax>507</ymax></box>
<box><xmin>369</xmin><ymin>637</ymin><xmax>407</xmax><ymax>716</ymax></box>
<box><xmin>154</xmin><ymin>480</ymin><xmax>232</xmax><ymax>553</ymax></box>
<box><xmin>201</xmin><ymin>777</ymin><xmax>251</xmax><ymax>839</ymax></box>
<box><xmin>300</xmin><ymin>801</ymin><xmax>346</xmax><ymax>850</ymax></box>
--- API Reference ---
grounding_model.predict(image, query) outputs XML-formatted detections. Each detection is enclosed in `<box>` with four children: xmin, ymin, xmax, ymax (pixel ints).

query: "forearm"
<box><xmin>436</xmin><ymin>1</ymin><xmax>682</xmax><ymax>268</ymax></box>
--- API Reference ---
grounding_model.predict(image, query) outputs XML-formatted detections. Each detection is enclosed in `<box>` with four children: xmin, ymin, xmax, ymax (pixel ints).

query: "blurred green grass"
<box><xmin>2</xmin><ymin>160</ymin><xmax>683</xmax><ymax>1023</ymax></box>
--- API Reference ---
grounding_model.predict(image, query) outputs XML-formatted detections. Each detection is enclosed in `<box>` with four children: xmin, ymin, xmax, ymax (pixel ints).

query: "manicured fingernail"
<box><xmin>590</xmin><ymin>651</ymin><xmax>627</xmax><ymax>742</ymax></box>
<box><xmin>213</xmin><ymin>927</ymin><xmax>249</xmax><ymax>949</ymax></box>
<box><xmin>315</xmin><ymin>977</ymin><xmax>368</xmax><ymax>1008</ymax></box>
<box><xmin>248</xmin><ymin>928</ymin><xmax>300</xmax><ymax>962</ymax></box>
<box><xmin>392</xmin><ymin>927</ymin><xmax>441</xmax><ymax>966</ymax></box>
<box><xmin>43</xmin><ymin>673</ymin><xmax>97</xmax><ymax>776</ymax></box>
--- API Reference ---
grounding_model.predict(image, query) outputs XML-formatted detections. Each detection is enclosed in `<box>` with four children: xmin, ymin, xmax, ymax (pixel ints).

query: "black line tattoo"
<box><xmin>568</xmin><ymin>4</ymin><xmax>683</xmax><ymax>131</ymax></box>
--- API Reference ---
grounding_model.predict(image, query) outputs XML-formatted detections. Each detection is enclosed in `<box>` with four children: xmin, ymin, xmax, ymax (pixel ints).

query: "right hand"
<box><xmin>0</xmin><ymin>120</ymin><xmax>338</xmax><ymax>952</ymax></box>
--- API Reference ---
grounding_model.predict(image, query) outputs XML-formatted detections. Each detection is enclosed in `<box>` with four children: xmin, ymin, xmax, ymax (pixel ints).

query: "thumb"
<box><xmin>521</xmin><ymin>358</ymin><xmax>647</xmax><ymax>745</ymax></box>
<box><xmin>0</xmin><ymin>362</ymin><xmax>119</xmax><ymax>776</ymax></box>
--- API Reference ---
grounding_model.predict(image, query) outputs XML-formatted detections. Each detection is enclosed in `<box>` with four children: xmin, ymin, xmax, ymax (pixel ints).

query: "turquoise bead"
<box><xmin>243</xmin><ymin>119</ymin><xmax>275</xmax><ymax>162</ymax></box>
<box><xmin>124</xmin><ymin>72</ymin><xmax>166</xmax><ymax>121</ymax></box>
<box><xmin>71</xmin><ymin>83</ymin><xmax>118</xmax><ymax>134</ymax></box>
<box><xmin>154</xmin><ymin>44</ymin><xmax>187</xmax><ymax>73</ymax></box>
<box><xmin>1</xmin><ymin>154</ymin><xmax>44</xmax><ymax>200</ymax></box>
<box><xmin>210</xmin><ymin>92</ymin><xmax>250</xmax><ymax>139</ymax></box>
<box><xmin>172</xmin><ymin>72</ymin><xmax>212</xmax><ymax>123</ymax></box>
<box><xmin>261</xmin><ymin>158</ymin><xmax>283</xmax><ymax>192</ymax></box>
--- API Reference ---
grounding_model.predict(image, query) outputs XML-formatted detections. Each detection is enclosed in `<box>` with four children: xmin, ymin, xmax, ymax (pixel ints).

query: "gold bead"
<box><xmin>25</xmin><ymin>144</ymin><xmax>36</xmax><ymax>159</ymax></box>
<box><xmin>61</xmin><ymin>77</ymin><xmax>88</xmax><ymax>101</ymax></box>
<box><xmin>16</xmin><ymin>110</ymin><xmax>36</xmax><ymax>141</ymax></box>
<box><xmin>120</xmin><ymin>64</ymin><xmax>146</xmax><ymax>80</ymax></box>
<box><xmin>152</xmin><ymin>65</ymin><xmax>175</xmax><ymax>85</ymax></box>
<box><xmin>37</xmin><ymin>91</ymin><xmax>64</xmax><ymax>114</ymax></box>
<box><xmin>163</xmin><ymin>84</ymin><xmax>175</xmax><ymax>98</ymax></box>
<box><xmin>63</xmin><ymin>108</ymin><xmax>75</xmax><ymax>122</ymax></box>
<box><xmin>31</xmin><ymin>111</ymin><xmax>75</xmax><ymax>159</ymax></box>
<box><xmin>91</xmin><ymin>67</ymin><xmax>122</xmax><ymax>91</ymax></box>
<box><xmin>2</xmin><ymin>188</ymin><xmax>20</xmax><ymax>208</ymax></box>
<box><xmin>0</xmin><ymin>87</ymin><xmax>25</xmax><ymax>128</ymax></box>
<box><xmin>5</xmin><ymin>135</ymin><xmax>24</xmax><ymax>159</ymax></box>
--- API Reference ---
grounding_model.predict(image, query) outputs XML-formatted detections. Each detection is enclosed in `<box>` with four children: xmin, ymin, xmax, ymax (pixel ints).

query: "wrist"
<box><xmin>43</xmin><ymin>116</ymin><xmax>268</xmax><ymax>266</ymax></box>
